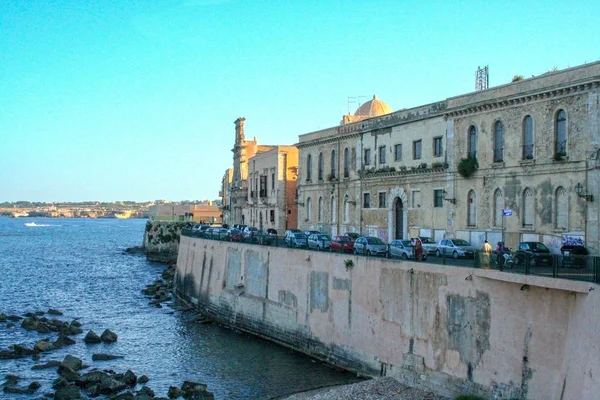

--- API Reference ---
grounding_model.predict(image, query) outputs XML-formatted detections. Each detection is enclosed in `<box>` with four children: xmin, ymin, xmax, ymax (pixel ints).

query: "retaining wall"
<box><xmin>174</xmin><ymin>236</ymin><xmax>600</xmax><ymax>399</ymax></box>
<box><xmin>143</xmin><ymin>220</ymin><xmax>184</xmax><ymax>262</ymax></box>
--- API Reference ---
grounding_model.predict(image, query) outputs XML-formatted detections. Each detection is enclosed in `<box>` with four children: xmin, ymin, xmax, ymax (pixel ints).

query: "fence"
<box><xmin>181</xmin><ymin>229</ymin><xmax>600</xmax><ymax>284</ymax></box>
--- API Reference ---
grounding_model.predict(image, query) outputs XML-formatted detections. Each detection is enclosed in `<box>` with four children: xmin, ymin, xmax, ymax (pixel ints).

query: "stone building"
<box><xmin>220</xmin><ymin>168</ymin><xmax>233</xmax><ymax>225</ymax></box>
<box><xmin>243</xmin><ymin>146</ymin><xmax>299</xmax><ymax>234</ymax></box>
<box><xmin>297</xmin><ymin>61</ymin><xmax>600</xmax><ymax>254</ymax></box>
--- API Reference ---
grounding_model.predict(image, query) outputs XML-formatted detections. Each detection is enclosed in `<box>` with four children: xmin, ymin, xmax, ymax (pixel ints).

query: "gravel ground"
<box><xmin>278</xmin><ymin>377</ymin><xmax>450</xmax><ymax>400</ymax></box>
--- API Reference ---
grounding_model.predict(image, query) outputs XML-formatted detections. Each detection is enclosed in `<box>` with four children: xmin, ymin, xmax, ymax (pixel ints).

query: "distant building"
<box><xmin>243</xmin><ymin>146</ymin><xmax>299</xmax><ymax>234</ymax></box>
<box><xmin>149</xmin><ymin>203</ymin><xmax>221</xmax><ymax>223</ymax></box>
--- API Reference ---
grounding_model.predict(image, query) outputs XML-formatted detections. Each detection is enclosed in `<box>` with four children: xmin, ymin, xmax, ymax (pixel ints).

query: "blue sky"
<box><xmin>1</xmin><ymin>0</ymin><xmax>599</xmax><ymax>202</ymax></box>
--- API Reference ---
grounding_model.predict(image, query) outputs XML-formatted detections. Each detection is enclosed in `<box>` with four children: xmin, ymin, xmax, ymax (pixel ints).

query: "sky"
<box><xmin>1</xmin><ymin>0</ymin><xmax>599</xmax><ymax>202</ymax></box>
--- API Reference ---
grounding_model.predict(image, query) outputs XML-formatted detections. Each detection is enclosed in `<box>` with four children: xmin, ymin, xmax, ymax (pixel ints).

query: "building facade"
<box><xmin>243</xmin><ymin>146</ymin><xmax>299</xmax><ymax>234</ymax></box>
<box><xmin>297</xmin><ymin>62</ymin><xmax>600</xmax><ymax>254</ymax></box>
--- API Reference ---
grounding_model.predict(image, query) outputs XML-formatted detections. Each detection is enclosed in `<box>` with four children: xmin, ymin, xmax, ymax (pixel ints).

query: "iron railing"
<box><xmin>555</xmin><ymin>141</ymin><xmax>567</xmax><ymax>157</ymax></box>
<box><xmin>522</xmin><ymin>144</ymin><xmax>534</xmax><ymax>160</ymax></box>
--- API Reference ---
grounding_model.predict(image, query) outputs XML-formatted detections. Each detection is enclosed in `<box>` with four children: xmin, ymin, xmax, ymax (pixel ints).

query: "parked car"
<box><xmin>242</xmin><ymin>226</ymin><xmax>259</xmax><ymax>242</ymax></box>
<box><xmin>256</xmin><ymin>229</ymin><xmax>276</xmax><ymax>245</ymax></box>
<box><xmin>353</xmin><ymin>236</ymin><xmax>388</xmax><ymax>257</ymax></box>
<box><xmin>233</xmin><ymin>224</ymin><xmax>247</xmax><ymax>231</ymax></box>
<box><xmin>412</xmin><ymin>237</ymin><xmax>437</xmax><ymax>254</ymax></box>
<box><xmin>560</xmin><ymin>245</ymin><xmax>589</xmax><ymax>268</ymax></box>
<box><xmin>390</xmin><ymin>239</ymin><xmax>427</xmax><ymax>260</ymax></box>
<box><xmin>436</xmin><ymin>239</ymin><xmax>475</xmax><ymax>259</ymax></box>
<box><xmin>284</xmin><ymin>229</ymin><xmax>302</xmax><ymax>243</ymax></box>
<box><xmin>514</xmin><ymin>242</ymin><xmax>553</xmax><ymax>267</ymax></box>
<box><xmin>344</xmin><ymin>232</ymin><xmax>360</xmax><ymax>241</ymax></box>
<box><xmin>308</xmin><ymin>234</ymin><xmax>332</xmax><ymax>250</ymax></box>
<box><xmin>286</xmin><ymin>232</ymin><xmax>308</xmax><ymax>248</ymax></box>
<box><xmin>191</xmin><ymin>223</ymin><xmax>202</xmax><ymax>232</ymax></box>
<box><xmin>197</xmin><ymin>225</ymin><xmax>211</xmax><ymax>237</ymax></box>
<box><xmin>210</xmin><ymin>227</ymin><xmax>228</xmax><ymax>240</ymax></box>
<box><xmin>226</xmin><ymin>228</ymin><xmax>243</xmax><ymax>242</ymax></box>
<box><xmin>330</xmin><ymin>236</ymin><xmax>355</xmax><ymax>253</ymax></box>
<box><xmin>304</xmin><ymin>230</ymin><xmax>321</xmax><ymax>237</ymax></box>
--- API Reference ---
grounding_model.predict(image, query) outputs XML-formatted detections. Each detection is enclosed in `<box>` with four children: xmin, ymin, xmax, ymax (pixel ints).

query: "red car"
<box><xmin>331</xmin><ymin>236</ymin><xmax>355</xmax><ymax>253</ymax></box>
<box><xmin>226</xmin><ymin>228</ymin><xmax>243</xmax><ymax>241</ymax></box>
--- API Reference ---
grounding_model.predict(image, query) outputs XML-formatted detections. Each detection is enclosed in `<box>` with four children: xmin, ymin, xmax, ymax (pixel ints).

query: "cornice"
<box><xmin>445</xmin><ymin>79</ymin><xmax>600</xmax><ymax>118</ymax></box>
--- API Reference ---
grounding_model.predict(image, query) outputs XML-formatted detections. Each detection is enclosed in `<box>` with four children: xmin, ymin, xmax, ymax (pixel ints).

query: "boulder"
<box><xmin>11</xmin><ymin>344</ymin><xmax>34</xmax><ymax>357</ymax></box>
<box><xmin>7</xmin><ymin>315</ymin><xmax>22</xmax><ymax>322</ymax></box>
<box><xmin>29</xmin><ymin>381</ymin><xmax>41</xmax><ymax>391</ymax></box>
<box><xmin>48</xmin><ymin>308</ymin><xmax>63</xmax><ymax>315</ymax></box>
<box><xmin>97</xmin><ymin>375</ymin><xmax>127</xmax><ymax>395</ymax></box>
<box><xmin>53</xmin><ymin>335</ymin><xmax>76</xmax><ymax>349</ymax></box>
<box><xmin>136</xmin><ymin>386</ymin><xmax>155</xmax><ymax>398</ymax></box>
<box><xmin>92</xmin><ymin>353</ymin><xmax>124</xmax><ymax>361</ymax></box>
<box><xmin>0</xmin><ymin>313</ymin><xmax>7</xmax><ymax>322</ymax></box>
<box><xmin>32</xmin><ymin>360</ymin><xmax>61</xmax><ymax>370</ymax></box>
<box><xmin>168</xmin><ymin>386</ymin><xmax>183</xmax><ymax>398</ymax></box>
<box><xmin>180</xmin><ymin>381</ymin><xmax>213</xmax><ymax>400</ymax></box>
<box><xmin>113</xmin><ymin>392</ymin><xmax>135</xmax><ymax>400</ymax></box>
<box><xmin>100</xmin><ymin>329</ymin><xmax>118</xmax><ymax>343</ymax></box>
<box><xmin>57</xmin><ymin>364</ymin><xmax>81</xmax><ymax>383</ymax></box>
<box><xmin>3</xmin><ymin>374</ymin><xmax>20</xmax><ymax>386</ymax></box>
<box><xmin>68</xmin><ymin>324</ymin><xmax>83</xmax><ymax>335</ymax></box>
<box><xmin>6</xmin><ymin>323</ymin><xmax>14</xmax><ymax>328</ymax></box>
<box><xmin>21</xmin><ymin>316</ymin><xmax>39</xmax><ymax>331</ymax></box>
<box><xmin>61</xmin><ymin>355</ymin><xmax>83</xmax><ymax>371</ymax></box>
<box><xmin>3</xmin><ymin>386</ymin><xmax>34</xmax><ymax>394</ymax></box>
<box><xmin>32</xmin><ymin>352</ymin><xmax>40</xmax><ymax>360</ymax></box>
<box><xmin>70</xmin><ymin>319</ymin><xmax>82</xmax><ymax>327</ymax></box>
<box><xmin>54</xmin><ymin>384</ymin><xmax>83</xmax><ymax>400</ymax></box>
<box><xmin>120</xmin><ymin>370</ymin><xmax>137</xmax><ymax>386</ymax></box>
<box><xmin>34</xmin><ymin>340</ymin><xmax>54</xmax><ymax>353</ymax></box>
<box><xmin>83</xmin><ymin>330</ymin><xmax>102</xmax><ymax>344</ymax></box>
<box><xmin>138</xmin><ymin>375</ymin><xmax>150</xmax><ymax>384</ymax></box>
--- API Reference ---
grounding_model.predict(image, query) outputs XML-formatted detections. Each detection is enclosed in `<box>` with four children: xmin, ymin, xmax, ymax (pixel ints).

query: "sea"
<box><xmin>0</xmin><ymin>218</ymin><xmax>361</xmax><ymax>399</ymax></box>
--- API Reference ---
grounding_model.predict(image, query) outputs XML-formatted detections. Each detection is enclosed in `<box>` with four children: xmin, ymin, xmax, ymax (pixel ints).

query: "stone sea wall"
<box><xmin>143</xmin><ymin>220</ymin><xmax>184</xmax><ymax>263</ymax></box>
<box><xmin>174</xmin><ymin>236</ymin><xmax>600</xmax><ymax>399</ymax></box>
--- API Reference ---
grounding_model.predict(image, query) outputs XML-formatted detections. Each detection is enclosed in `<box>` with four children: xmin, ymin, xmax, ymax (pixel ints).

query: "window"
<box><xmin>494</xmin><ymin>121</ymin><xmax>504</xmax><ymax>162</ymax></box>
<box><xmin>522</xmin><ymin>188</ymin><xmax>534</xmax><ymax>227</ymax></box>
<box><xmin>344</xmin><ymin>148</ymin><xmax>350</xmax><ymax>177</ymax></box>
<box><xmin>270</xmin><ymin>209</ymin><xmax>275</xmax><ymax>223</ymax></box>
<box><xmin>318</xmin><ymin>197</ymin><xmax>323</xmax><ymax>222</ymax></box>
<box><xmin>493</xmin><ymin>189</ymin><xmax>504</xmax><ymax>227</ymax></box>
<box><xmin>271</xmin><ymin>172</ymin><xmax>275</xmax><ymax>190</ymax></box>
<box><xmin>378</xmin><ymin>192</ymin><xmax>386</xmax><ymax>208</ymax></box>
<box><xmin>468</xmin><ymin>125</ymin><xmax>477</xmax><ymax>157</ymax></box>
<box><xmin>555</xmin><ymin>110</ymin><xmax>567</xmax><ymax>157</ymax></box>
<box><xmin>412</xmin><ymin>190</ymin><xmax>421</xmax><ymax>208</ymax></box>
<box><xmin>522</xmin><ymin>116</ymin><xmax>534</xmax><ymax>160</ymax></box>
<box><xmin>555</xmin><ymin>187</ymin><xmax>568</xmax><ymax>229</ymax></box>
<box><xmin>394</xmin><ymin>144</ymin><xmax>402</xmax><ymax>161</ymax></box>
<box><xmin>413</xmin><ymin>140</ymin><xmax>422</xmax><ymax>160</ymax></box>
<box><xmin>331</xmin><ymin>196</ymin><xmax>336</xmax><ymax>222</ymax></box>
<box><xmin>364</xmin><ymin>149</ymin><xmax>371</xmax><ymax>165</ymax></box>
<box><xmin>433</xmin><ymin>189</ymin><xmax>444</xmax><ymax>208</ymax></box>
<box><xmin>306</xmin><ymin>154</ymin><xmax>312</xmax><ymax>181</ymax></box>
<box><xmin>363</xmin><ymin>193</ymin><xmax>371</xmax><ymax>208</ymax></box>
<box><xmin>379</xmin><ymin>146</ymin><xmax>386</xmax><ymax>164</ymax></box>
<box><xmin>330</xmin><ymin>150</ymin><xmax>336</xmax><ymax>178</ymax></box>
<box><xmin>259</xmin><ymin>175</ymin><xmax>267</xmax><ymax>197</ymax></box>
<box><xmin>344</xmin><ymin>194</ymin><xmax>349</xmax><ymax>222</ymax></box>
<box><xmin>318</xmin><ymin>152</ymin><xmax>324</xmax><ymax>180</ymax></box>
<box><xmin>306</xmin><ymin>197</ymin><xmax>312</xmax><ymax>221</ymax></box>
<box><xmin>467</xmin><ymin>190</ymin><xmax>476</xmax><ymax>226</ymax></box>
<box><xmin>433</xmin><ymin>137</ymin><xmax>443</xmax><ymax>157</ymax></box>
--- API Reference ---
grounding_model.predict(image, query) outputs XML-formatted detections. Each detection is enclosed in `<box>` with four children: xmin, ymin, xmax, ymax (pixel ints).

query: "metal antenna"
<box><xmin>475</xmin><ymin>66</ymin><xmax>489</xmax><ymax>91</ymax></box>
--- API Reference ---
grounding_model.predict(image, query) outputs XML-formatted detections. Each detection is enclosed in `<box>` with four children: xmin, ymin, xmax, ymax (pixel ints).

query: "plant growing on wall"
<box><xmin>344</xmin><ymin>259</ymin><xmax>354</xmax><ymax>271</ymax></box>
<box><xmin>458</xmin><ymin>156</ymin><xmax>479</xmax><ymax>178</ymax></box>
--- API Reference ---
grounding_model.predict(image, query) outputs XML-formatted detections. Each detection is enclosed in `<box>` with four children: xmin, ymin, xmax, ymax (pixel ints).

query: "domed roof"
<box><xmin>354</xmin><ymin>95</ymin><xmax>392</xmax><ymax>117</ymax></box>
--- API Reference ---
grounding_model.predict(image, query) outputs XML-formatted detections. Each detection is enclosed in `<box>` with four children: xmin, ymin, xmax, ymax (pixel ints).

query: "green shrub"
<box><xmin>458</xmin><ymin>156</ymin><xmax>479</xmax><ymax>178</ymax></box>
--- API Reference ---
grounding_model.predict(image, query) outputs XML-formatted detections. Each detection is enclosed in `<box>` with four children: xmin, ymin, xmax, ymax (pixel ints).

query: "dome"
<box><xmin>354</xmin><ymin>95</ymin><xmax>392</xmax><ymax>117</ymax></box>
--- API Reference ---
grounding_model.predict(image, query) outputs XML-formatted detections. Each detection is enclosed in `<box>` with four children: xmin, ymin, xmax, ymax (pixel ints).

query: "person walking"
<box><xmin>482</xmin><ymin>240</ymin><xmax>492</xmax><ymax>268</ymax></box>
<box><xmin>414</xmin><ymin>238</ymin><xmax>424</xmax><ymax>262</ymax></box>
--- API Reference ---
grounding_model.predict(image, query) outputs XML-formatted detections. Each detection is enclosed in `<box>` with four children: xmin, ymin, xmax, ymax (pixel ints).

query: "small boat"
<box><xmin>24</xmin><ymin>222</ymin><xmax>38</xmax><ymax>227</ymax></box>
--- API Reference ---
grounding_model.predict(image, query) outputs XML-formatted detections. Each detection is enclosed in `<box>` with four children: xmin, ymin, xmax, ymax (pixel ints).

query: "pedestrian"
<box><xmin>414</xmin><ymin>238</ymin><xmax>424</xmax><ymax>262</ymax></box>
<box><xmin>482</xmin><ymin>240</ymin><xmax>492</xmax><ymax>268</ymax></box>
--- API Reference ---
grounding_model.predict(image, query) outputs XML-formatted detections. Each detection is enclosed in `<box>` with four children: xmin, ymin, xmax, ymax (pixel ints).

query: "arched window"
<box><xmin>318</xmin><ymin>152</ymin><xmax>324</xmax><ymax>180</ymax></box>
<box><xmin>344</xmin><ymin>148</ymin><xmax>350</xmax><ymax>178</ymax></box>
<box><xmin>306</xmin><ymin>197</ymin><xmax>312</xmax><ymax>221</ymax></box>
<box><xmin>494</xmin><ymin>121</ymin><xmax>504</xmax><ymax>162</ymax></box>
<box><xmin>555</xmin><ymin>187</ymin><xmax>568</xmax><ymax>229</ymax></box>
<box><xmin>493</xmin><ymin>189</ymin><xmax>504</xmax><ymax>227</ymax></box>
<box><xmin>468</xmin><ymin>125</ymin><xmax>477</xmax><ymax>157</ymax></box>
<box><xmin>318</xmin><ymin>197</ymin><xmax>323</xmax><ymax>222</ymax></box>
<box><xmin>306</xmin><ymin>154</ymin><xmax>312</xmax><ymax>181</ymax></box>
<box><xmin>522</xmin><ymin>188</ymin><xmax>534</xmax><ymax>227</ymax></box>
<box><xmin>331</xmin><ymin>196</ymin><xmax>336</xmax><ymax>223</ymax></box>
<box><xmin>330</xmin><ymin>150</ymin><xmax>336</xmax><ymax>179</ymax></box>
<box><xmin>522</xmin><ymin>116</ymin><xmax>534</xmax><ymax>160</ymax></box>
<box><xmin>344</xmin><ymin>194</ymin><xmax>349</xmax><ymax>223</ymax></box>
<box><xmin>467</xmin><ymin>190</ymin><xmax>476</xmax><ymax>227</ymax></box>
<box><xmin>555</xmin><ymin>110</ymin><xmax>567</xmax><ymax>157</ymax></box>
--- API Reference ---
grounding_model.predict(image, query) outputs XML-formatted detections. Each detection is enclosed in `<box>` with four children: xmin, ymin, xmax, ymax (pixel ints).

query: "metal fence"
<box><xmin>181</xmin><ymin>229</ymin><xmax>600</xmax><ymax>284</ymax></box>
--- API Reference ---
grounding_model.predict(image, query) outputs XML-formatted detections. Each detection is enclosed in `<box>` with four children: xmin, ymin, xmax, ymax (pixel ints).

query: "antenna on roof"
<box><xmin>347</xmin><ymin>96</ymin><xmax>369</xmax><ymax>114</ymax></box>
<box><xmin>475</xmin><ymin>66</ymin><xmax>489</xmax><ymax>91</ymax></box>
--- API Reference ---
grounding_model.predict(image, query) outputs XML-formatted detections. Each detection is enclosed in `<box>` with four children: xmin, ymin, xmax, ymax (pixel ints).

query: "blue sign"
<box><xmin>503</xmin><ymin>209</ymin><xmax>513</xmax><ymax>216</ymax></box>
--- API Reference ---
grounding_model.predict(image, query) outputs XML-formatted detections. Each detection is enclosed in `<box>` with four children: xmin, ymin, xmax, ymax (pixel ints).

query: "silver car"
<box><xmin>390</xmin><ymin>240</ymin><xmax>427</xmax><ymax>260</ymax></box>
<box><xmin>307</xmin><ymin>234</ymin><xmax>331</xmax><ymax>250</ymax></box>
<box><xmin>412</xmin><ymin>237</ymin><xmax>437</xmax><ymax>254</ymax></box>
<box><xmin>353</xmin><ymin>236</ymin><xmax>388</xmax><ymax>257</ymax></box>
<box><xmin>436</xmin><ymin>238</ymin><xmax>476</xmax><ymax>259</ymax></box>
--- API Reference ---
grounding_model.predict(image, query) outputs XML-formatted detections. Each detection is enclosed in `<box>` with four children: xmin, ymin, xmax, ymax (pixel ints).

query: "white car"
<box><xmin>412</xmin><ymin>237</ymin><xmax>437</xmax><ymax>254</ymax></box>
<box><xmin>307</xmin><ymin>234</ymin><xmax>331</xmax><ymax>250</ymax></box>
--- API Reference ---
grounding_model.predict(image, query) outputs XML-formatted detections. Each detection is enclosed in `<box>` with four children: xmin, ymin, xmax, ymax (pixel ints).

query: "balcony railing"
<box><xmin>493</xmin><ymin>148</ymin><xmax>503</xmax><ymax>163</ymax></box>
<box><xmin>555</xmin><ymin>141</ymin><xmax>567</xmax><ymax>157</ymax></box>
<box><xmin>522</xmin><ymin>144</ymin><xmax>534</xmax><ymax>160</ymax></box>
<box><xmin>259</xmin><ymin>190</ymin><xmax>267</xmax><ymax>198</ymax></box>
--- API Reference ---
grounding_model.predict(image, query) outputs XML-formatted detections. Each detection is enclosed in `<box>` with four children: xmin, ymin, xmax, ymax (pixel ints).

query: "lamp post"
<box><xmin>442</xmin><ymin>189</ymin><xmax>456</xmax><ymax>205</ymax></box>
<box><xmin>575</xmin><ymin>183</ymin><xmax>594</xmax><ymax>202</ymax></box>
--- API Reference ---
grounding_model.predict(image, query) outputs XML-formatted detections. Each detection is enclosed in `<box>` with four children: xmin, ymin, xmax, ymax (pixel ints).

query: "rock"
<box><xmin>0</xmin><ymin>350</ymin><xmax>15</xmax><ymax>360</ymax></box>
<box><xmin>92</xmin><ymin>353</ymin><xmax>124</xmax><ymax>361</ymax></box>
<box><xmin>61</xmin><ymin>355</ymin><xmax>83</xmax><ymax>371</ymax></box>
<box><xmin>83</xmin><ymin>330</ymin><xmax>102</xmax><ymax>344</ymax></box>
<box><xmin>180</xmin><ymin>381</ymin><xmax>213</xmax><ymax>400</ymax></box>
<box><xmin>54</xmin><ymin>384</ymin><xmax>82</xmax><ymax>400</ymax></box>
<box><xmin>120</xmin><ymin>370</ymin><xmax>137</xmax><ymax>386</ymax></box>
<box><xmin>100</xmin><ymin>329</ymin><xmax>118</xmax><ymax>343</ymax></box>
<box><xmin>53</xmin><ymin>377</ymin><xmax>69</xmax><ymax>389</ymax></box>
<box><xmin>32</xmin><ymin>360</ymin><xmax>61</xmax><ymax>370</ymax></box>
<box><xmin>138</xmin><ymin>375</ymin><xmax>149</xmax><ymax>384</ymax></box>
<box><xmin>3</xmin><ymin>374</ymin><xmax>20</xmax><ymax>386</ymax></box>
<box><xmin>25</xmin><ymin>312</ymin><xmax>36</xmax><ymax>317</ymax></box>
<box><xmin>6</xmin><ymin>323</ymin><xmax>15</xmax><ymax>328</ymax></box>
<box><xmin>53</xmin><ymin>335</ymin><xmax>76</xmax><ymax>349</ymax></box>
<box><xmin>48</xmin><ymin>308</ymin><xmax>63</xmax><ymax>316</ymax></box>
<box><xmin>57</xmin><ymin>364</ymin><xmax>80</xmax><ymax>383</ymax></box>
<box><xmin>97</xmin><ymin>375</ymin><xmax>127</xmax><ymax>395</ymax></box>
<box><xmin>70</xmin><ymin>320</ymin><xmax>82</xmax><ymax>327</ymax></box>
<box><xmin>35</xmin><ymin>311</ymin><xmax>46</xmax><ymax>316</ymax></box>
<box><xmin>32</xmin><ymin>352</ymin><xmax>41</xmax><ymax>360</ymax></box>
<box><xmin>29</xmin><ymin>381</ymin><xmax>41</xmax><ymax>391</ymax></box>
<box><xmin>136</xmin><ymin>386</ymin><xmax>155</xmax><ymax>398</ymax></box>
<box><xmin>113</xmin><ymin>392</ymin><xmax>135</xmax><ymax>400</ymax></box>
<box><xmin>7</xmin><ymin>315</ymin><xmax>22</xmax><ymax>322</ymax></box>
<box><xmin>0</xmin><ymin>313</ymin><xmax>7</xmax><ymax>322</ymax></box>
<box><xmin>34</xmin><ymin>340</ymin><xmax>54</xmax><ymax>353</ymax></box>
<box><xmin>68</xmin><ymin>324</ymin><xmax>83</xmax><ymax>335</ymax></box>
<box><xmin>3</xmin><ymin>386</ymin><xmax>34</xmax><ymax>394</ymax></box>
<box><xmin>168</xmin><ymin>386</ymin><xmax>183</xmax><ymax>398</ymax></box>
<box><xmin>21</xmin><ymin>316</ymin><xmax>39</xmax><ymax>330</ymax></box>
<box><xmin>12</xmin><ymin>344</ymin><xmax>34</xmax><ymax>357</ymax></box>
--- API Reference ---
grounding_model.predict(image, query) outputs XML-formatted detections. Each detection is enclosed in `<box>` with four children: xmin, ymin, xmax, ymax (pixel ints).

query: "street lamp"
<box><xmin>442</xmin><ymin>189</ymin><xmax>456</xmax><ymax>204</ymax></box>
<box><xmin>575</xmin><ymin>183</ymin><xmax>594</xmax><ymax>202</ymax></box>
